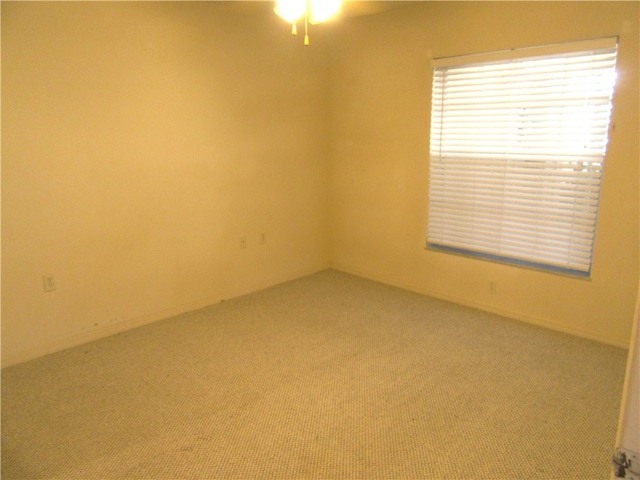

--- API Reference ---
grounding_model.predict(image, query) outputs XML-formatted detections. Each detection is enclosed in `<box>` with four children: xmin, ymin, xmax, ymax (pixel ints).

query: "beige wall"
<box><xmin>1</xmin><ymin>2</ymin><xmax>331</xmax><ymax>366</ymax></box>
<box><xmin>328</xmin><ymin>1</ymin><xmax>639</xmax><ymax>348</ymax></box>
<box><xmin>2</xmin><ymin>2</ymin><xmax>638</xmax><ymax>367</ymax></box>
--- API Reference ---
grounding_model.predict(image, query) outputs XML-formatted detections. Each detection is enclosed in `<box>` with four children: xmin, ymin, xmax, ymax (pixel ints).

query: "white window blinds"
<box><xmin>427</xmin><ymin>38</ymin><xmax>618</xmax><ymax>276</ymax></box>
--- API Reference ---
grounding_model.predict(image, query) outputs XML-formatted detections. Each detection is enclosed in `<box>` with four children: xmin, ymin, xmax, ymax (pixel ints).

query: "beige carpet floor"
<box><xmin>1</xmin><ymin>270</ymin><xmax>628</xmax><ymax>479</ymax></box>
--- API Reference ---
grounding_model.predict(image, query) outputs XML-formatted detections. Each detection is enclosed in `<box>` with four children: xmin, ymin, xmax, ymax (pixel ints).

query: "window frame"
<box><xmin>426</xmin><ymin>37</ymin><xmax>619</xmax><ymax>278</ymax></box>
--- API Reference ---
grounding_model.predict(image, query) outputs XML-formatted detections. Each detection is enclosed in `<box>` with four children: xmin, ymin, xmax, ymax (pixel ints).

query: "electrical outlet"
<box><xmin>239</xmin><ymin>236</ymin><xmax>247</xmax><ymax>249</ymax></box>
<box><xmin>43</xmin><ymin>275</ymin><xmax>57</xmax><ymax>292</ymax></box>
<box><xmin>260</xmin><ymin>232</ymin><xmax>266</xmax><ymax>245</ymax></box>
<box><xmin>488</xmin><ymin>281</ymin><xmax>497</xmax><ymax>294</ymax></box>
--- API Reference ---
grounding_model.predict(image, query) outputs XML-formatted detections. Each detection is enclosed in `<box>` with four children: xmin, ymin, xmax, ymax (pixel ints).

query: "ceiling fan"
<box><xmin>215</xmin><ymin>1</ymin><xmax>405</xmax><ymax>20</ymax></box>
<box><xmin>214</xmin><ymin>1</ymin><xmax>406</xmax><ymax>45</ymax></box>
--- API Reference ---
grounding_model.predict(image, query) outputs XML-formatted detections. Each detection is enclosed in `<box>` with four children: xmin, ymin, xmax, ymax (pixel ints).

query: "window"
<box><xmin>427</xmin><ymin>38</ymin><xmax>618</xmax><ymax>277</ymax></box>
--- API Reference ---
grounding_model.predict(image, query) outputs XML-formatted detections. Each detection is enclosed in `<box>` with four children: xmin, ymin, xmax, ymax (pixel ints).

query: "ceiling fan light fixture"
<box><xmin>274</xmin><ymin>0</ymin><xmax>306</xmax><ymax>24</ymax></box>
<box><xmin>275</xmin><ymin>0</ymin><xmax>341</xmax><ymax>44</ymax></box>
<box><xmin>308</xmin><ymin>0</ymin><xmax>342</xmax><ymax>24</ymax></box>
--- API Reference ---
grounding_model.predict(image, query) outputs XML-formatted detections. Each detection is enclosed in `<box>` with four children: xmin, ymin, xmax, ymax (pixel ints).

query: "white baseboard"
<box><xmin>1</xmin><ymin>297</ymin><xmax>219</xmax><ymax>368</ymax></box>
<box><xmin>2</xmin><ymin>265</ymin><xmax>329</xmax><ymax>368</ymax></box>
<box><xmin>330</xmin><ymin>263</ymin><xmax>630</xmax><ymax>349</ymax></box>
